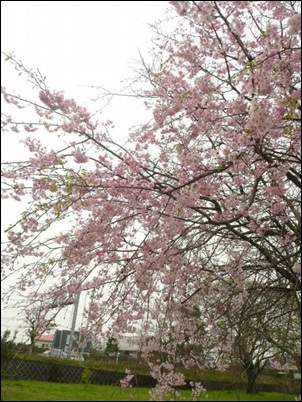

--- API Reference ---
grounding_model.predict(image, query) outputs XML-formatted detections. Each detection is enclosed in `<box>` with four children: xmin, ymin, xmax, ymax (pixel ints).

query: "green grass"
<box><xmin>1</xmin><ymin>380</ymin><xmax>298</xmax><ymax>401</ymax></box>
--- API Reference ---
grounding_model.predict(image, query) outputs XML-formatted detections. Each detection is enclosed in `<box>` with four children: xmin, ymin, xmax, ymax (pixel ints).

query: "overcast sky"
<box><xmin>2</xmin><ymin>1</ymin><xmax>169</xmax><ymax>93</ymax></box>
<box><xmin>1</xmin><ymin>1</ymin><xmax>171</xmax><ymax>343</ymax></box>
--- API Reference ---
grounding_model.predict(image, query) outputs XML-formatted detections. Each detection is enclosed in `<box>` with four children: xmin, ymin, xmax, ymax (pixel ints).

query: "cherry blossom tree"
<box><xmin>220</xmin><ymin>281</ymin><xmax>295</xmax><ymax>394</ymax></box>
<box><xmin>24</xmin><ymin>300</ymin><xmax>57</xmax><ymax>355</ymax></box>
<box><xmin>1</xmin><ymin>1</ymin><xmax>300</xmax><ymax>399</ymax></box>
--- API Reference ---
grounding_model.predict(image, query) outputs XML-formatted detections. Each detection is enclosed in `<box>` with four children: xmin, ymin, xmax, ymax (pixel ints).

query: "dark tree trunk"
<box><xmin>29</xmin><ymin>335</ymin><xmax>35</xmax><ymax>355</ymax></box>
<box><xmin>246</xmin><ymin>371</ymin><xmax>257</xmax><ymax>394</ymax></box>
<box><xmin>245</xmin><ymin>362</ymin><xmax>260</xmax><ymax>394</ymax></box>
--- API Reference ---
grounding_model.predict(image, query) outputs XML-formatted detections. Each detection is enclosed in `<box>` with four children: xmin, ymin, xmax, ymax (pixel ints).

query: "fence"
<box><xmin>1</xmin><ymin>359</ymin><xmax>156</xmax><ymax>387</ymax></box>
<box><xmin>1</xmin><ymin>358</ymin><xmax>300</xmax><ymax>394</ymax></box>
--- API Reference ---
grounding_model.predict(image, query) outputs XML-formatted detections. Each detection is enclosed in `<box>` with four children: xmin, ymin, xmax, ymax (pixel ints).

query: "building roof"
<box><xmin>35</xmin><ymin>334</ymin><xmax>54</xmax><ymax>342</ymax></box>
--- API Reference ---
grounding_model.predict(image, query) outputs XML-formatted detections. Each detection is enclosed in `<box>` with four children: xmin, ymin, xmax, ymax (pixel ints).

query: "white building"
<box><xmin>35</xmin><ymin>334</ymin><xmax>54</xmax><ymax>349</ymax></box>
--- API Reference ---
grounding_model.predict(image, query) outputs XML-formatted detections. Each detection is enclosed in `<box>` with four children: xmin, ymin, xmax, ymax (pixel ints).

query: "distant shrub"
<box><xmin>1</xmin><ymin>330</ymin><xmax>17</xmax><ymax>361</ymax></box>
<box><xmin>81</xmin><ymin>367</ymin><xmax>92</xmax><ymax>384</ymax></box>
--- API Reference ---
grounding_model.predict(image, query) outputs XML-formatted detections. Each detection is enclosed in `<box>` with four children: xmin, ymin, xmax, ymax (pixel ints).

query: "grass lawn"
<box><xmin>1</xmin><ymin>380</ymin><xmax>298</xmax><ymax>401</ymax></box>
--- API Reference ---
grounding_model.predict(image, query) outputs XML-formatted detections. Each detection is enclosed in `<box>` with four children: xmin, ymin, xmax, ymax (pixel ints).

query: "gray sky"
<box><xmin>1</xmin><ymin>0</ymin><xmax>170</xmax><ymax>343</ymax></box>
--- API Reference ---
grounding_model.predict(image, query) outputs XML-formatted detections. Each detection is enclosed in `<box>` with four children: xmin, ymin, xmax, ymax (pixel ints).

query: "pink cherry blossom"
<box><xmin>1</xmin><ymin>1</ymin><xmax>300</xmax><ymax>398</ymax></box>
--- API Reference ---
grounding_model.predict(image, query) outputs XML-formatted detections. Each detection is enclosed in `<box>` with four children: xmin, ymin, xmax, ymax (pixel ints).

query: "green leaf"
<box><xmin>217</xmin><ymin>163</ymin><xmax>224</xmax><ymax>172</ymax></box>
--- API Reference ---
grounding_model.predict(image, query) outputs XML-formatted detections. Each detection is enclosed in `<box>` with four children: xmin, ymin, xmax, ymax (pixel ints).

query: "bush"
<box><xmin>81</xmin><ymin>367</ymin><xmax>92</xmax><ymax>384</ymax></box>
<box><xmin>1</xmin><ymin>330</ymin><xmax>17</xmax><ymax>361</ymax></box>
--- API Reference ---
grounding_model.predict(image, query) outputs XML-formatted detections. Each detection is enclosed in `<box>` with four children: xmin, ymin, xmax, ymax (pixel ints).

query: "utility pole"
<box><xmin>67</xmin><ymin>292</ymin><xmax>81</xmax><ymax>358</ymax></box>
